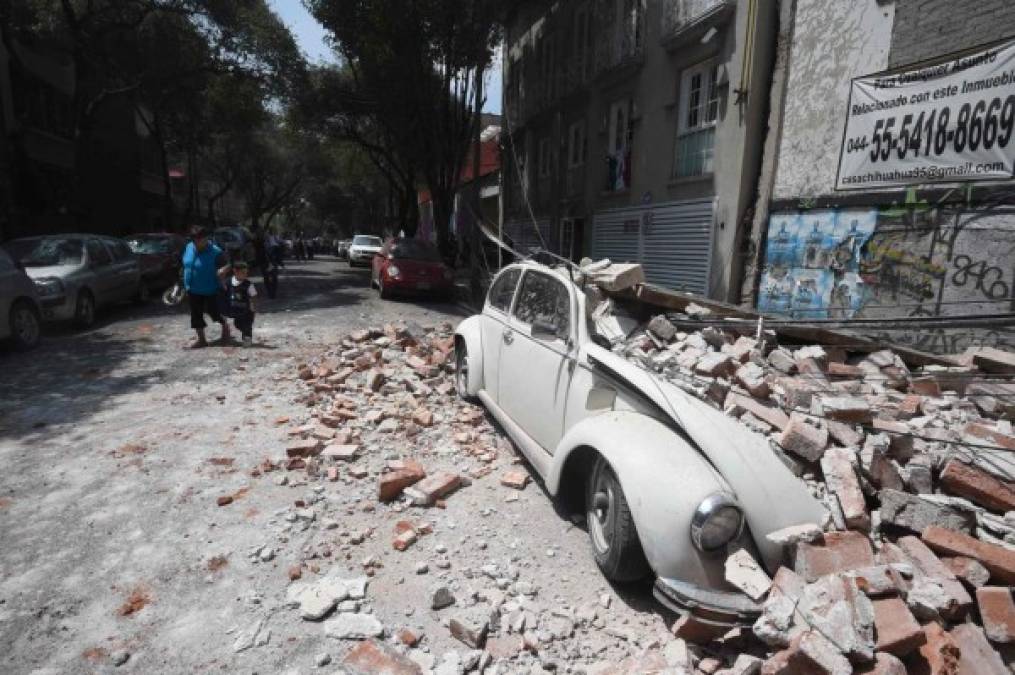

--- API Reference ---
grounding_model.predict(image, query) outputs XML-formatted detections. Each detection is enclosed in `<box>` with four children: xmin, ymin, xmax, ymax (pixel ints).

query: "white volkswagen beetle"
<box><xmin>454</xmin><ymin>261</ymin><xmax>825</xmax><ymax>627</ymax></box>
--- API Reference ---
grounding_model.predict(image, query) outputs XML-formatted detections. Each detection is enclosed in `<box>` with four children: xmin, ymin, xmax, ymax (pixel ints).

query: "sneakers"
<box><xmin>242</xmin><ymin>337</ymin><xmax>252</xmax><ymax>348</ymax></box>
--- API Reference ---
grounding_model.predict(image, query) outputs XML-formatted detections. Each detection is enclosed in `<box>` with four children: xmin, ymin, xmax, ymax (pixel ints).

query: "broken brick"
<box><xmin>827</xmin><ymin>362</ymin><xmax>865</xmax><ymax>378</ymax></box>
<box><xmin>962</xmin><ymin>421</ymin><xmax>1015</xmax><ymax>450</ymax></box>
<box><xmin>976</xmin><ymin>586</ymin><xmax>1015</xmax><ymax>643</ymax></box>
<box><xmin>377</xmin><ymin>466</ymin><xmax>426</xmax><ymax>502</ymax></box>
<box><xmin>392</xmin><ymin>529</ymin><xmax>417</xmax><ymax>552</ymax></box>
<box><xmin>500</xmin><ymin>470</ymin><xmax>530</xmax><ymax>490</ymax></box>
<box><xmin>795</xmin><ymin>531</ymin><xmax>875</xmax><ymax>582</ymax></box>
<box><xmin>821</xmin><ymin>447</ymin><xmax>870</xmax><ymax>530</ymax></box>
<box><xmin>950</xmin><ymin>623</ymin><xmax>1008</xmax><ymax>675</ymax></box>
<box><xmin>906</xmin><ymin>623</ymin><xmax>960</xmax><ymax>675</ymax></box>
<box><xmin>922</xmin><ymin>525</ymin><xmax>1015</xmax><ymax>585</ymax></box>
<box><xmin>872</xmin><ymin>597</ymin><xmax>925</xmax><ymax>656</ymax></box>
<box><xmin>286</xmin><ymin>438</ymin><xmax>322</xmax><ymax>458</ymax></box>
<box><xmin>341</xmin><ymin>639</ymin><xmax>421</xmax><ymax>674</ymax></box>
<box><xmin>939</xmin><ymin>459</ymin><xmax>1015</xmax><ymax>514</ymax></box>
<box><xmin>816</xmin><ymin>396</ymin><xmax>873</xmax><ymax>424</ymax></box>
<box><xmin>403</xmin><ymin>471</ymin><xmax>461</xmax><ymax>506</ymax></box>
<box><xmin>411</xmin><ymin>408</ymin><xmax>434</xmax><ymax>427</ymax></box>
<box><xmin>726</xmin><ymin>392</ymin><xmax>790</xmax><ymax>431</ymax></box>
<box><xmin>942</xmin><ymin>556</ymin><xmax>990</xmax><ymax>590</ymax></box>
<box><xmin>909</xmin><ymin>376</ymin><xmax>941</xmax><ymax>397</ymax></box>
<box><xmin>778</xmin><ymin>413</ymin><xmax>828</xmax><ymax>462</ymax></box>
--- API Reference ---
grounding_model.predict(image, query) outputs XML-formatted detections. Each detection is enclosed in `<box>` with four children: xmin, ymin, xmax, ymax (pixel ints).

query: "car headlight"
<box><xmin>387</xmin><ymin>265</ymin><xmax>401</xmax><ymax>278</ymax></box>
<box><xmin>33</xmin><ymin>277</ymin><xmax>65</xmax><ymax>297</ymax></box>
<box><xmin>690</xmin><ymin>493</ymin><xmax>744</xmax><ymax>552</ymax></box>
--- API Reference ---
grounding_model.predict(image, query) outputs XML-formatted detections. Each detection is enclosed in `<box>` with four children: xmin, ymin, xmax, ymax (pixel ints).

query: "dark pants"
<box><xmin>189</xmin><ymin>292</ymin><xmax>224</xmax><ymax>330</ymax></box>
<box><xmin>233</xmin><ymin>311</ymin><xmax>255</xmax><ymax>339</ymax></box>
<box><xmin>261</xmin><ymin>265</ymin><xmax>278</xmax><ymax>299</ymax></box>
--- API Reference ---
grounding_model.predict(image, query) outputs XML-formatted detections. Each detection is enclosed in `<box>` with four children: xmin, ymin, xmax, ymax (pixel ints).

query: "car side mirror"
<box><xmin>531</xmin><ymin>319</ymin><xmax>560</xmax><ymax>341</ymax></box>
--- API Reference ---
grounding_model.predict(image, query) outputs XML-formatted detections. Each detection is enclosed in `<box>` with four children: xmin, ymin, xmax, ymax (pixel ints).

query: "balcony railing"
<box><xmin>662</xmin><ymin>0</ymin><xmax>735</xmax><ymax>43</ymax></box>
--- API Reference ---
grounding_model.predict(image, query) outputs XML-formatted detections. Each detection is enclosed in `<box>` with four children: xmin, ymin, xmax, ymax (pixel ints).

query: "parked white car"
<box><xmin>454</xmin><ymin>261</ymin><xmax>824</xmax><ymax>626</ymax></box>
<box><xmin>347</xmin><ymin>235</ymin><xmax>383</xmax><ymax>267</ymax></box>
<box><xmin>0</xmin><ymin>247</ymin><xmax>42</xmax><ymax>350</ymax></box>
<box><xmin>5</xmin><ymin>235</ymin><xmax>143</xmax><ymax>328</ymax></box>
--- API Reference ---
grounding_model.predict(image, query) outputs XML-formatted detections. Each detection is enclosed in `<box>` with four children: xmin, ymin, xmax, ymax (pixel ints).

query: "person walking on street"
<box><xmin>182</xmin><ymin>226</ymin><xmax>230</xmax><ymax>348</ymax></box>
<box><xmin>221</xmin><ymin>261</ymin><xmax>257</xmax><ymax>347</ymax></box>
<box><xmin>262</xmin><ymin>231</ymin><xmax>281</xmax><ymax>299</ymax></box>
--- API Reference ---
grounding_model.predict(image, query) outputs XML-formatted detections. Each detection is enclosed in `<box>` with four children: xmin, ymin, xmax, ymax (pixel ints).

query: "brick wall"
<box><xmin>890</xmin><ymin>0</ymin><xmax>1015</xmax><ymax>68</ymax></box>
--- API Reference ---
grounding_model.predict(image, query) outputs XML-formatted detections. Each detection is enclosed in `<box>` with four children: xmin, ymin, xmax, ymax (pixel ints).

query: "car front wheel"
<box><xmin>9</xmin><ymin>300</ymin><xmax>41</xmax><ymax>350</ymax></box>
<box><xmin>455</xmin><ymin>341</ymin><xmax>477</xmax><ymax>402</ymax></box>
<box><xmin>586</xmin><ymin>457</ymin><xmax>650</xmax><ymax>582</ymax></box>
<box><xmin>74</xmin><ymin>290</ymin><xmax>96</xmax><ymax>328</ymax></box>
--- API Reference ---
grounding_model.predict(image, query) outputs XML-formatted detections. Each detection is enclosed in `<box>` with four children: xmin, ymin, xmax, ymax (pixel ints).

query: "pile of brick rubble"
<box><xmin>605</xmin><ymin>299</ymin><xmax>1015</xmax><ymax>674</ymax></box>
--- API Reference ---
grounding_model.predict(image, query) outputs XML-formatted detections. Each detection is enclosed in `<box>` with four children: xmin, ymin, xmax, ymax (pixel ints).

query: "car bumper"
<box><xmin>349</xmin><ymin>252</ymin><xmax>375</xmax><ymax>263</ymax></box>
<box><xmin>653</xmin><ymin>577</ymin><xmax>762</xmax><ymax>627</ymax></box>
<box><xmin>39</xmin><ymin>296</ymin><xmax>76</xmax><ymax>322</ymax></box>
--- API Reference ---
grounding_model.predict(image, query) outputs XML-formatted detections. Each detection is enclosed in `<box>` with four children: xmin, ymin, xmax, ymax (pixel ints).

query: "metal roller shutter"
<box><xmin>503</xmin><ymin>218</ymin><xmax>552</xmax><ymax>256</ymax></box>
<box><xmin>592</xmin><ymin>198</ymin><xmax>714</xmax><ymax>295</ymax></box>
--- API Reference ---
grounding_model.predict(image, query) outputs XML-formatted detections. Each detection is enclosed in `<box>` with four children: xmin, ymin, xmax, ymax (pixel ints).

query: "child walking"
<box><xmin>221</xmin><ymin>261</ymin><xmax>258</xmax><ymax>346</ymax></box>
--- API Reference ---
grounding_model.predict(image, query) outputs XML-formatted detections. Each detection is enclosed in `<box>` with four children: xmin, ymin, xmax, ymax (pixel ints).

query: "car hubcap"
<box><xmin>590</xmin><ymin>476</ymin><xmax>615</xmax><ymax>554</ymax></box>
<box><xmin>14</xmin><ymin>309</ymin><xmax>39</xmax><ymax>344</ymax></box>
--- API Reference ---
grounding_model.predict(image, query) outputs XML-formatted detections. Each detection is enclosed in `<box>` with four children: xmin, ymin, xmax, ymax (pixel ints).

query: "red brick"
<box><xmin>411</xmin><ymin>408</ymin><xmax>434</xmax><ymax>427</ymax></box>
<box><xmin>922</xmin><ymin>526</ymin><xmax>1015</xmax><ymax>585</ymax></box>
<box><xmin>897</xmin><ymin>394</ymin><xmax>923</xmax><ymax>419</ymax></box>
<box><xmin>976</xmin><ymin>586</ymin><xmax>1015</xmax><ymax>643</ymax></box>
<box><xmin>872</xmin><ymin>597</ymin><xmax>926</xmax><ymax>656</ymax></box>
<box><xmin>942</xmin><ymin>556</ymin><xmax>990</xmax><ymax>589</ymax></box>
<box><xmin>821</xmin><ymin>448</ymin><xmax>870</xmax><ymax>530</ymax></box>
<box><xmin>395</xmin><ymin>627</ymin><xmax>421</xmax><ymax>647</ymax></box>
<box><xmin>695</xmin><ymin>353</ymin><xmax>737</xmax><ymax>377</ymax></box>
<box><xmin>963</xmin><ymin>421</ymin><xmax>1015</xmax><ymax>450</ymax></box>
<box><xmin>939</xmin><ymin>460</ymin><xmax>1015</xmax><ymax>514</ymax></box>
<box><xmin>778</xmin><ymin>414</ymin><xmax>828</xmax><ymax>462</ymax></box>
<box><xmin>761</xmin><ymin>630</ymin><xmax>852</xmax><ymax>675</ymax></box>
<box><xmin>285</xmin><ymin>438</ymin><xmax>322</xmax><ymax>458</ymax></box>
<box><xmin>971</xmin><ymin>347</ymin><xmax>1015</xmax><ymax>374</ymax></box>
<box><xmin>392</xmin><ymin>529</ymin><xmax>417</xmax><ymax>551</ymax></box>
<box><xmin>909</xmin><ymin>376</ymin><xmax>942</xmax><ymax>396</ymax></box>
<box><xmin>377</xmin><ymin>466</ymin><xmax>426</xmax><ymax>502</ymax></box>
<box><xmin>950</xmin><ymin>623</ymin><xmax>1008</xmax><ymax>675</ymax></box>
<box><xmin>404</xmin><ymin>471</ymin><xmax>461</xmax><ymax>505</ymax></box>
<box><xmin>794</xmin><ymin>531</ymin><xmax>875</xmax><ymax>582</ymax></box>
<box><xmin>826</xmin><ymin>420</ymin><xmax>864</xmax><ymax>448</ymax></box>
<box><xmin>500</xmin><ymin>470</ymin><xmax>530</xmax><ymax>490</ymax></box>
<box><xmin>828</xmin><ymin>362</ymin><xmax>865</xmax><ymax>378</ymax></box>
<box><xmin>341</xmin><ymin>639</ymin><xmax>422</xmax><ymax>674</ymax></box>
<box><xmin>856</xmin><ymin>653</ymin><xmax>907</xmax><ymax>675</ymax></box>
<box><xmin>726</xmin><ymin>392</ymin><xmax>790</xmax><ymax>431</ymax></box>
<box><xmin>817</xmin><ymin>396</ymin><xmax>873</xmax><ymax>424</ymax></box>
<box><xmin>905</xmin><ymin>623</ymin><xmax>960</xmax><ymax>675</ymax></box>
<box><xmin>894</xmin><ymin>537</ymin><xmax>974</xmax><ymax>619</ymax></box>
<box><xmin>326</xmin><ymin>467</ymin><xmax>339</xmax><ymax>482</ymax></box>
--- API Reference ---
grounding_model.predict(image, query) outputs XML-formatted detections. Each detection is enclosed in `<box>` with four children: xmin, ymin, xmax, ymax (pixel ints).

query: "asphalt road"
<box><xmin>0</xmin><ymin>257</ymin><xmax>677</xmax><ymax>675</ymax></box>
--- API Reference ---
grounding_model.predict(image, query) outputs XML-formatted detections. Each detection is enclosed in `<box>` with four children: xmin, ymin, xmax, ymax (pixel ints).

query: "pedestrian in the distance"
<box><xmin>221</xmin><ymin>260</ymin><xmax>257</xmax><ymax>347</ymax></box>
<box><xmin>182</xmin><ymin>226</ymin><xmax>230</xmax><ymax>348</ymax></box>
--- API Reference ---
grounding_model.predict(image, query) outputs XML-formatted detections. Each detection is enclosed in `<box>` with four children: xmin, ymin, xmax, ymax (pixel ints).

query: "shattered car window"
<box><xmin>488</xmin><ymin>268</ymin><xmax>521</xmax><ymax>313</ymax></box>
<box><xmin>513</xmin><ymin>271</ymin><xmax>571</xmax><ymax>338</ymax></box>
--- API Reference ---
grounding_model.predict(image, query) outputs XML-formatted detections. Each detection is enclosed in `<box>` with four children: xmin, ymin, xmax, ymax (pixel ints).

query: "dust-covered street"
<box><xmin>0</xmin><ymin>259</ymin><xmax>679</xmax><ymax>675</ymax></box>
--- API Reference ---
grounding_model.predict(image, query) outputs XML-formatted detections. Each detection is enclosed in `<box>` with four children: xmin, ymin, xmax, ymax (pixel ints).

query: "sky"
<box><xmin>267</xmin><ymin>0</ymin><xmax>502</xmax><ymax>114</ymax></box>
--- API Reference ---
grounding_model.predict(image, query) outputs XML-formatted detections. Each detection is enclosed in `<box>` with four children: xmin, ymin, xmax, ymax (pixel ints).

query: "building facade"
<box><xmin>501</xmin><ymin>0</ymin><xmax>777</xmax><ymax>299</ymax></box>
<box><xmin>743</xmin><ymin>0</ymin><xmax>1015</xmax><ymax>354</ymax></box>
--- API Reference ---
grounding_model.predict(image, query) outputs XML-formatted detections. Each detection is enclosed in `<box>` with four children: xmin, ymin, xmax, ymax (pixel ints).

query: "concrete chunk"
<box><xmin>725</xmin><ymin>548</ymin><xmax>772</xmax><ymax>601</ymax></box>
<box><xmin>879</xmin><ymin>489</ymin><xmax>976</xmax><ymax>535</ymax></box>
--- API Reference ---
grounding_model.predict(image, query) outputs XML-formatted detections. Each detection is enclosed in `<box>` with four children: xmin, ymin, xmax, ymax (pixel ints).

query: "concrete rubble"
<box><xmin>239</xmin><ymin>265</ymin><xmax>1015</xmax><ymax>673</ymax></box>
<box><xmin>584</xmin><ymin>269</ymin><xmax>1015</xmax><ymax>673</ymax></box>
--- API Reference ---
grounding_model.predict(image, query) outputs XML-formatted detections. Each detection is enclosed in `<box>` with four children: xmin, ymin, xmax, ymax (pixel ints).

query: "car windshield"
<box><xmin>390</xmin><ymin>239</ymin><xmax>441</xmax><ymax>261</ymax></box>
<box><xmin>353</xmin><ymin>236</ymin><xmax>382</xmax><ymax>247</ymax></box>
<box><xmin>5</xmin><ymin>238</ymin><xmax>84</xmax><ymax>267</ymax></box>
<box><xmin>127</xmin><ymin>238</ymin><xmax>171</xmax><ymax>254</ymax></box>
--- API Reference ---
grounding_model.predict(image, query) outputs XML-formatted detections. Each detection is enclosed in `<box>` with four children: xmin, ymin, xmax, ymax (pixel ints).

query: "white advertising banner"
<box><xmin>836</xmin><ymin>40</ymin><xmax>1015</xmax><ymax>190</ymax></box>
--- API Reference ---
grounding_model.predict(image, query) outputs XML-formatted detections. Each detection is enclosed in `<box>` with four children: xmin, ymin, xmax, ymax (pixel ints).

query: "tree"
<box><xmin>305</xmin><ymin>0</ymin><xmax>502</xmax><ymax>259</ymax></box>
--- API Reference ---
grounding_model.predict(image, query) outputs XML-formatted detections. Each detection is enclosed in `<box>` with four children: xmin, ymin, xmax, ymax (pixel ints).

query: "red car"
<box><xmin>371</xmin><ymin>238</ymin><xmax>454</xmax><ymax>300</ymax></box>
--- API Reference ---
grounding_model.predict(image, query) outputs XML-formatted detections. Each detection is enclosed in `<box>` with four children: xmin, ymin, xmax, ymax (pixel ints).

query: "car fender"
<box><xmin>454</xmin><ymin>315</ymin><xmax>484</xmax><ymax>396</ymax></box>
<box><xmin>549</xmin><ymin>410</ymin><xmax>736</xmax><ymax>588</ymax></box>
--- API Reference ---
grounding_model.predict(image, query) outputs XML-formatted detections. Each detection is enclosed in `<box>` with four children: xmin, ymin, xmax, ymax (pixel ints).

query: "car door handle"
<box><xmin>502</xmin><ymin>329</ymin><xmax>513</xmax><ymax>345</ymax></box>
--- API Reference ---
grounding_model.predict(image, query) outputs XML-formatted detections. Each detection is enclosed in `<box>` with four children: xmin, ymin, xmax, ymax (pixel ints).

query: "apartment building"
<box><xmin>501</xmin><ymin>0</ymin><xmax>777</xmax><ymax>299</ymax></box>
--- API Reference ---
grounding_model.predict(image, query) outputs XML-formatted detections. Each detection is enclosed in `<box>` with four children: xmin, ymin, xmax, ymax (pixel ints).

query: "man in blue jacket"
<box><xmin>182</xmin><ymin>226</ymin><xmax>230</xmax><ymax>348</ymax></box>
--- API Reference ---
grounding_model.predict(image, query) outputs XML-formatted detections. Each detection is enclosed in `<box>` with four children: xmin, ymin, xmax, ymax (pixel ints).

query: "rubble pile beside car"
<box><xmin>585</xmin><ymin>262</ymin><xmax>1014</xmax><ymax>674</ymax></box>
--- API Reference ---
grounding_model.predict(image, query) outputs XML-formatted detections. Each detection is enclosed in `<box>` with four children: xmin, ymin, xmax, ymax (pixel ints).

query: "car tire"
<box><xmin>454</xmin><ymin>341</ymin><xmax>478</xmax><ymax>402</ymax></box>
<box><xmin>74</xmin><ymin>290</ymin><xmax>96</xmax><ymax>329</ymax></box>
<box><xmin>9</xmin><ymin>300</ymin><xmax>41</xmax><ymax>351</ymax></box>
<box><xmin>586</xmin><ymin>457</ymin><xmax>650</xmax><ymax>583</ymax></box>
<box><xmin>378</xmin><ymin>279</ymin><xmax>391</xmax><ymax>300</ymax></box>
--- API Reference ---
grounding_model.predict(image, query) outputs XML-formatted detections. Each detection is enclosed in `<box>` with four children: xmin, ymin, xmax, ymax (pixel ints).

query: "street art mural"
<box><xmin>758</xmin><ymin>187</ymin><xmax>1015</xmax><ymax>353</ymax></box>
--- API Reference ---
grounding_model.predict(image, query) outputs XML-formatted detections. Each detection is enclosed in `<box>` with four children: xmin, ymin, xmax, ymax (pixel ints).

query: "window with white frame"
<box><xmin>674</xmin><ymin>59</ymin><xmax>720</xmax><ymax>178</ymax></box>
<box><xmin>538</xmin><ymin>137</ymin><xmax>551</xmax><ymax>178</ymax></box>
<box><xmin>567</xmin><ymin>120</ymin><xmax>586</xmax><ymax>168</ymax></box>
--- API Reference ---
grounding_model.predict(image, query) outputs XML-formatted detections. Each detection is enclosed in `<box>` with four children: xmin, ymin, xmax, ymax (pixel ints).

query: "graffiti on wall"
<box><xmin>758</xmin><ymin>188</ymin><xmax>1015</xmax><ymax>353</ymax></box>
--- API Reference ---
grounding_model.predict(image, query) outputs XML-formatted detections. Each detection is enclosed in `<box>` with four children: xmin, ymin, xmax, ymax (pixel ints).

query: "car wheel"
<box><xmin>586</xmin><ymin>457</ymin><xmax>650</xmax><ymax>582</ymax></box>
<box><xmin>9</xmin><ymin>300</ymin><xmax>41</xmax><ymax>350</ymax></box>
<box><xmin>378</xmin><ymin>279</ymin><xmax>391</xmax><ymax>300</ymax></box>
<box><xmin>455</xmin><ymin>341</ymin><xmax>477</xmax><ymax>402</ymax></box>
<box><xmin>74</xmin><ymin>290</ymin><xmax>96</xmax><ymax>328</ymax></box>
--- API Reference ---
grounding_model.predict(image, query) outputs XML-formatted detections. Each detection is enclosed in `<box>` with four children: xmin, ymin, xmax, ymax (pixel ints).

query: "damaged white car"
<box><xmin>454</xmin><ymin>261</ymin><xmax>825</xmax><ymax>627</ymax></box>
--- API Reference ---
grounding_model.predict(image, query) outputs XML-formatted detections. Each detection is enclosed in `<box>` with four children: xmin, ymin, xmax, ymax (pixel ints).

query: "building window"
<box><xmin>674</xmin><ymin>59</ymin><xmax>720</xmax><ymax>178</ymax></box>
<box><xmin>574</xmin><ymin>7</ymin><xmax>590</xmax><ymax>82</ymax></box>
<box><xmin>606</xmin><ymin>100</ymin><xmax>631</xmax><ymax>191</ymax></box>
<box><xmin>538</xmin><ymin>137</ymin><xmax>551</xmax><ymax>178</ymax></box>
<box><xmin>567</xmin><ymin>121</ymin><xmax>586</xmax><ymax>168</ymax></box>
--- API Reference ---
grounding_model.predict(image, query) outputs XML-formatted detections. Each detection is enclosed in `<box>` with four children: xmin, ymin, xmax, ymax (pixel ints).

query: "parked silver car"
<box><xmin>4</xmin><ymin>235</ymin><xmax>143</xmax><ymax>328</ymax></box>
<box><xmin>348</xmin><ymin>235</ymin><xmax>383</xmax><ymax>267</ymax></box>
<box><xmin>0</xmin><ymin>247</ymin><xmax>42</xmax><ymax>350</ymax></box>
